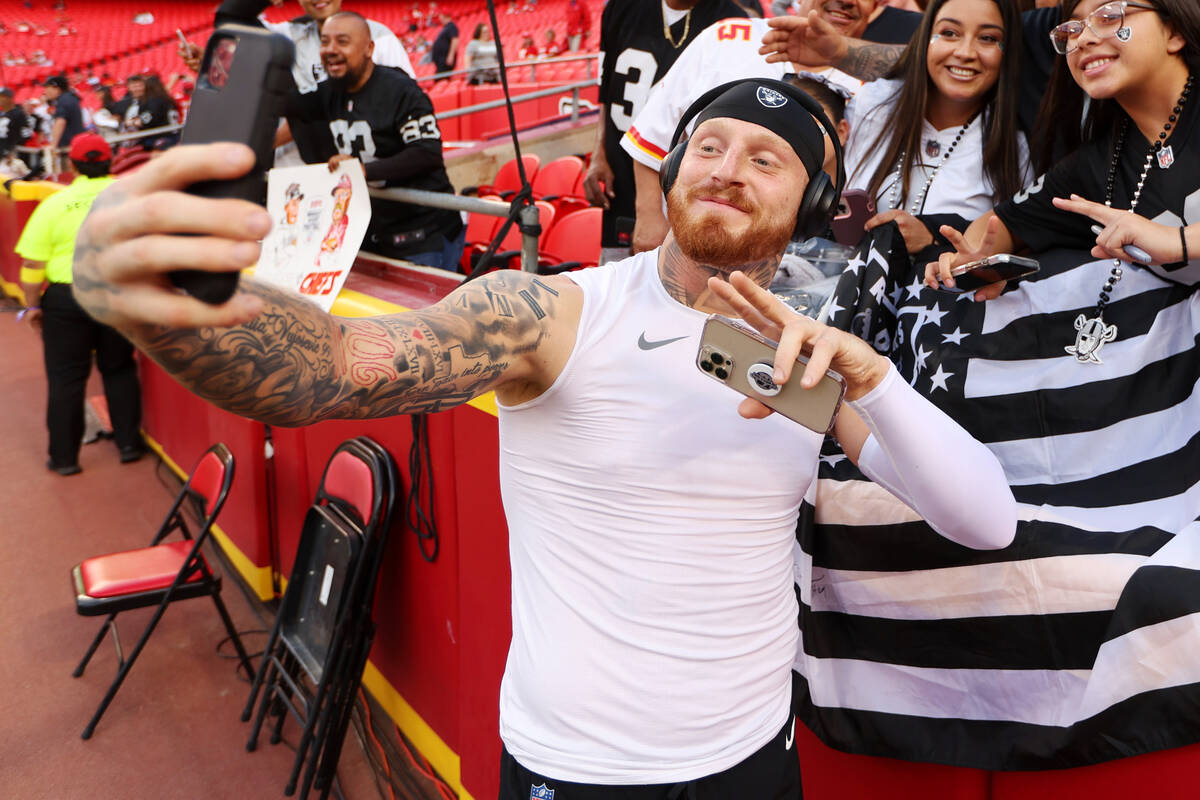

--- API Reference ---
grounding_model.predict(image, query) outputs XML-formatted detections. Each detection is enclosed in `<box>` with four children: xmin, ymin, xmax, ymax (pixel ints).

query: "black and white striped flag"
<box><xmin>793</xmin><ymin>223</ymin><xmax>1200</xmax><ymax>769</ymax></box>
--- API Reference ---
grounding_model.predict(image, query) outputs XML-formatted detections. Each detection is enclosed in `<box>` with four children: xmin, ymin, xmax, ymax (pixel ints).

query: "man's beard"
<box><xmin>325</xmin><ymin>61</ymin><xmax>364</xmax><ymax>88</ymax></box>
<box><xmin>666</xmin><ymin>183</ymin><xmax>794</xmax><ymax>268</ymax></box>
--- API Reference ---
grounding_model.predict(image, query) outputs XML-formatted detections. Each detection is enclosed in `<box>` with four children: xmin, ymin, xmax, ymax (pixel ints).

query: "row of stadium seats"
<box><xmin>462</xmin><ymin>153</ymin><xmax>600</xmax><ymax>273</ymax></box>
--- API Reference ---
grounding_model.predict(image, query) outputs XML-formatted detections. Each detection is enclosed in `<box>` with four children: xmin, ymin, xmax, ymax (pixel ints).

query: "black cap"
<box><xmin>43</xmin><ymin>75</ymin><xmax>68</xmax><ymax>91</ymax></box>
<box><xmin>0</xmin><ymin>87</ymin><xmax>12</xmax><ymax>98</ymax></box>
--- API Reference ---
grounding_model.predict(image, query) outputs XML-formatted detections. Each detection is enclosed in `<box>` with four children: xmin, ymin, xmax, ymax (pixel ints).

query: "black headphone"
<box><xmin>659</xmin><ymin>78</ymin><xmax>845</xmax><ymax>240</ymax></box>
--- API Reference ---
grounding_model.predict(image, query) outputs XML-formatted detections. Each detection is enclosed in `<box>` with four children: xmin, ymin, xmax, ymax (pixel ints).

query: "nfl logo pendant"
<box><xmin>925</xmin><ymin>138</ymin><xmax>941</xmax><ymax>158</ymax></box>
<box><xmin>530</xmin><ymin>783</ymin><xmax>555</xmax><ymax>800</ymax></box>
<box><xmin>1065</xmin><ymin>314</ymin><xmax>1118</xmax><ymax>364</ymax></box>
<box><xmin>1157</xmin><ymin>145</ymin><xmax>1175</xmax><ymax>169</ymax></box>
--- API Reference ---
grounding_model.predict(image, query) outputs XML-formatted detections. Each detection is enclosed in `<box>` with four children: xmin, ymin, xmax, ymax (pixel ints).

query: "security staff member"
<box><xmin>16</xmin><ymin>132</ymin><xmax>144</xmax><ymax>475</ymax></box>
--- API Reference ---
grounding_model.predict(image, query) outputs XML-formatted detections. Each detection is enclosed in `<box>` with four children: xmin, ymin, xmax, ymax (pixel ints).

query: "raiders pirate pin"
<box><xmin>1065</xmin><ymin>314</ymin><xmax>1118</xmax><ymax>364</ymax></box>
<box><xmin>1116</xmin><ymin>26</ymin><xmax>1132</xmax><ymax>42</ymax></box>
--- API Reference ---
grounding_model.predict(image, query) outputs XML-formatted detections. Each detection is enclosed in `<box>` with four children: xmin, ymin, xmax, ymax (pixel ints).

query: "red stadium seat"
<box><xmin>473</xmin><ymin>153</ymin><xmax>540</xmax><ymax>199</ymax></box>
<box><xmin>531</xmin><ymin>155</ymin><xmax>589</xmax><ymax>214</ymax></box>
<box><xmin>537</xmin><ymin>205</ymin><xmax>601</xmax><ymax>274</ymax></box>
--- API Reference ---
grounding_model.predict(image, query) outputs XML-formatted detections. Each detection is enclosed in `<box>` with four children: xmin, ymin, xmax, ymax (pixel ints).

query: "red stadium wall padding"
<box><xmin>796</xmin><ymin>723</ymin><xmax>989</xmax><ymax>800</ymax></box>
<box><xmin>452</xmin><ymin>407</ymin><xmax>512</xmax><ymax>796</ymax></box>
<box><xmin>992</xmin><ymin>742</ymin><xmax>1200</xmax><ymax>800</ymax></box>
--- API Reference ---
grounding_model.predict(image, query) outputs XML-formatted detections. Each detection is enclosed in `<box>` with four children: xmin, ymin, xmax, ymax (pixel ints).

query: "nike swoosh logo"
<box><xmin>784</xmin><ymin>717</ymin><xmax>795</xmax><ymax>751</ymax></box>
<box><xmin>637</xmin><ymin>333</ymin><xmax>688</xmax><ymax>351</ymax></box>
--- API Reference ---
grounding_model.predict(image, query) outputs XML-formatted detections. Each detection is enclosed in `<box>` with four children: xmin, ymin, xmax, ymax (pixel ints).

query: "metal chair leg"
<box><xmin>73</xmin><ymin>613</ymin><xmax>117</xmax><ymax>678</ymax></box>
<box><xmin>209</xmin><ymin>590</ymin><xmax>254</xmax><ymax>679</ymax></box>
<box><xmin>80</xmin><ymin>597</ymin><xmax>172</xmax><ymax>739</ymax></box>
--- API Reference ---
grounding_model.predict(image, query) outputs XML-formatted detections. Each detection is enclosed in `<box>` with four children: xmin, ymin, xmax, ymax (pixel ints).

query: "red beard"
<box><xmin>666</xmin><ymin>182</ymin><xmax>794</xmax><ymax>267</ymax></box>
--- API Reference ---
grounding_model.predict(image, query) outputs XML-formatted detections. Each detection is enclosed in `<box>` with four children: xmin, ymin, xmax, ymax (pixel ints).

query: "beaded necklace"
<box><xmin>1066</xmin><ymin>73</ymin><xmax>1192</xmax><ymax>365</ymax></box>
<box><xmin>886</xmin><ymin>113</ymin><xmax>977</xmax><ymax>215</ymax></box>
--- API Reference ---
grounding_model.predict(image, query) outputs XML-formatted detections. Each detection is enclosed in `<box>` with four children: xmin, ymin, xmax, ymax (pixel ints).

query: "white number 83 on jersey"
<box><xmin>400</xmin><ymin>114</ymin><xmax>441</xmax><ymax>144</ymax></box>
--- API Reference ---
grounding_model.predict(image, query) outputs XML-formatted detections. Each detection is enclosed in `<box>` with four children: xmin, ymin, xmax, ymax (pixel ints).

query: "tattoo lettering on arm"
<box><xmin>126</xmin><ymin>271</ymin><xmax>566</xmax><ymax>426</ymax></box>
<box><xmin>836</xmin><ymin>42</ymin><xmax>903</xmax><ymax>81</ymax></box>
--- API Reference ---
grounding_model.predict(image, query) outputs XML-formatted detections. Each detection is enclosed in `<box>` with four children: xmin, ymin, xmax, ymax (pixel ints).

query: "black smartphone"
<box><xmin>172</xmin><ymin>24</ymin><xmax>295</xmax><ymax>304</ymax></box>
<box><xmin>944</xmin><ymin>254</ymin><xmax>1039</xmax><ymax>293</ymax></box>
<box><xmin>697</xmin><ymin>315</ymin><xmax>847</xmax><ymax>435</ymax></box>
<box><xmin>830</xmin><ymin>189</ymin><xmax>875</xmax><ymax>247</ymax></box>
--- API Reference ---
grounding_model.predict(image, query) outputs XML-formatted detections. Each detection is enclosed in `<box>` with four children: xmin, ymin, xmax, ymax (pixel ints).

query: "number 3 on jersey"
<box><xmin>609</xmin><ymin>48</ymin><xmax>658</xmax><ymax>132</ymax></box>
<box><xmin>329</xmin><ymin>119</ymin><xmax>376</xmax><ymax>159</ymax></box>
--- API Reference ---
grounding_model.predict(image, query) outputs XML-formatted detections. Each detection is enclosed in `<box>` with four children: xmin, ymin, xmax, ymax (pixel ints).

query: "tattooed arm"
<box><xmin>71</xmin><ymin>143</ymin><xmax>580</xmax><ymax>425</ymax></box>
<box><xmin>760</xmin><ymin>12</ymin><xmax>902</xmax><ymax>81</ymax></box>
<box><xmin>129</xmin><ymin>272</ymin><xmax>573</xmax><ymax>425</ymax></box>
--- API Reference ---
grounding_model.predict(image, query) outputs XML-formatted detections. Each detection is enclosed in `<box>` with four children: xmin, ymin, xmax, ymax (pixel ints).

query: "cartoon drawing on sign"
<box><xmin>272</xmin><ymin>182</ymin><xmax>304</xmax><ymax>266</ymax></box>
<box><xmin>318</xmin><ymin>174</ymin><xmax>353</xmax><ymax>269</ymax></box>
<box><xmin>255</xmin><ymin>160</ymin><xmax>370</xmax><ymax>313</ymax></box>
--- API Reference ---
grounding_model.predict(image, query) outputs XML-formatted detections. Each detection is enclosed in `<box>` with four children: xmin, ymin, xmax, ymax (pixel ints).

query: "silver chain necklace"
<box><xmin>1066</xmin><ymin>74</ymin><xmax>1192</xmax><ymax>365</ymax></box>
<box><xmin>887</xmin><ymin>113</ymin><xmax>977</xmax><ymax>215</ymax></box>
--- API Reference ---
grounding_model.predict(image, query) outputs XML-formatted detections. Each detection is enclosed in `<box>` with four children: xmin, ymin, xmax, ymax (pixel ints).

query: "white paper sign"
<box><xmin>255</xmin><ymin>160</ymin><xmax>371</xmax><ymax>312</ymax></box>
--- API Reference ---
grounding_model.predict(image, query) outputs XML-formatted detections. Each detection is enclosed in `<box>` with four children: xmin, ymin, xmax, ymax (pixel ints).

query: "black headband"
<box><xmin>685</xmin><ymin>81</ymin><xmax>827</xmax><ymax>179</ymax></box>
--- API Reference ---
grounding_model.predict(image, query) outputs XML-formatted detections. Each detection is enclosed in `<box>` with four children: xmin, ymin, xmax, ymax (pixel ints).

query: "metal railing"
<box><xmin>418</xmin><ymin>52</ymin><xmax>599</xmax><ymax>85</ymax></box>
<box><xmin>371</xmin><ymin>186</ymin><xmax>541</xmax><ymax>273</ymax></box>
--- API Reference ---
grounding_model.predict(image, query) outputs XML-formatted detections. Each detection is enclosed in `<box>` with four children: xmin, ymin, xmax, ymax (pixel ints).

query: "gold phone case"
<box><xmin>697</xmin><ymin>315</ymin><xmax>847</xmax><ymax>435</ymax></box>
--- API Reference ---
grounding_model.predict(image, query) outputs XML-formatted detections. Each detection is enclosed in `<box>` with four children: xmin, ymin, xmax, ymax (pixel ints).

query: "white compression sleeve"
<box><xmin>848</xmin><ymin>364</ymin><xmax>1017</xmax><ymax>550</ymax></box>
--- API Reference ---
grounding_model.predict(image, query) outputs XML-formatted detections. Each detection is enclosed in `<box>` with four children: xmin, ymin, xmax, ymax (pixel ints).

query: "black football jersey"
<box><xmin>598</xmin><ymin>0</ymin><xmax>751</xmax><ymax>248</ymax></box>
<box><xmin>290</xmin><ymin>66</ymin><xmax>462</xmax><ymax>257</ymax></box>
<box><xmin>0</xmin><ymin>106</ymin><xmax>31</xmax><ymax>155</ymax></box>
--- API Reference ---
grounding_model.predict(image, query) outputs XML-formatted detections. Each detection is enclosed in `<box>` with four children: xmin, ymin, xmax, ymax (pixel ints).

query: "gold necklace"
<box><xmin>662</xmin><ymin>6</ymin><xmax>691</xmax><ymax>49</ymax></box>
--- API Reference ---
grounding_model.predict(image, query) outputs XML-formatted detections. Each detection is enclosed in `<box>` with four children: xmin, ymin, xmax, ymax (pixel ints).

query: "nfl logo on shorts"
<box><xmin>530</xmin><ymin>783</ymin><xmax>555</xmax><ymax>800</ymax></box>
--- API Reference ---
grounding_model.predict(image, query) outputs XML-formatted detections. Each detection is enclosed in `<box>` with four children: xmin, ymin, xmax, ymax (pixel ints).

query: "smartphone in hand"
<box><xmin>943</xmin><ymin>254</ymin><xmax>1039</xmax><ymax>293</ymax></box>
<box><xmin>172</xmin><ymin>24</ymin><xmax>294</xmax><ymax>304</ymax></box>
<box><xmin>697</xmin><ymin>315</ymin><xmax>847</xmax><ymax>435</ymax></box>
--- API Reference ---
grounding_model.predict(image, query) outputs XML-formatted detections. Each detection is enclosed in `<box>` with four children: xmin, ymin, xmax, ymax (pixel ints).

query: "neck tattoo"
<box><xmin>887</xmin><ymin>113</ymin><xmax>978</xmax><ymax>215</ymax></box>
<box><xmin>657</xmin><ymin>240</ymin><xmax>778</xmax><ymax>313</ymax></box>
<box><xmin>1066</xmin><ymin>73</ymin><xmax>1192</xmax><ymax>365</ymax></box>
<box><xmin>662</xmin><ymin>5</ymin><xmax>691</xmax><ymax>49</ymax></box>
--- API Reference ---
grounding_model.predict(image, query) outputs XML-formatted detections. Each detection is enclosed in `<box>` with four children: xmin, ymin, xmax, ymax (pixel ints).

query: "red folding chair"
<box><xmin>70</xmin><ymin>443</ymin><xmax>253</xmax><ymax>739</ymax></box>
<box><xmin>538</xmin><ymin>206</ymin><xmax>602</xmax><ymax>274</ymax></box>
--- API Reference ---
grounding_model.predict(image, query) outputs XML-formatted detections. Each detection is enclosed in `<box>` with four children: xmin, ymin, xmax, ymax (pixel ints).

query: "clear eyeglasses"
<box><xmin>1049</xmin><ymin>1</ymin><xmax>1161</xmax><ymax>55</ymax></box>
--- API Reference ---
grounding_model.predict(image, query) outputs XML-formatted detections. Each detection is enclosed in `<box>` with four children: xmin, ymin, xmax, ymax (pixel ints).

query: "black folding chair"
<box><xmin>70</xmin><ymin>442</ymin><xmax>253</xmax><ymax>739</ymax></box>
<box><xmin>242</xmin><ymin>436</ymin><xmax>397</xmax><ymax>799</ymax></box>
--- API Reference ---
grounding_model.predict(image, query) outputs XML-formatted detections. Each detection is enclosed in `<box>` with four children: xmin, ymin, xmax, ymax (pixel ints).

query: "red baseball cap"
<box><xmin>69</xmin><ymin>132</ymin><xmax>112</xmax><ymax>163</ymax></box>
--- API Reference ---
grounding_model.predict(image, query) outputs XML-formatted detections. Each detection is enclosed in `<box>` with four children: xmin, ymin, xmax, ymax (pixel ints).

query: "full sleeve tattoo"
<box><xmin>124</xmin><ymin>272</ymin><xmax>565</xmax><ymax>426</ymax></box>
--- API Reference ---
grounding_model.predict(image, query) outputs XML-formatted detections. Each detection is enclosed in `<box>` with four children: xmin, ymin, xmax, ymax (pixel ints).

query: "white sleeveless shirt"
<box><xmin>496</xmin><ymin>251</ymin><xmax>821</xmax><ymax>783</ymax></box>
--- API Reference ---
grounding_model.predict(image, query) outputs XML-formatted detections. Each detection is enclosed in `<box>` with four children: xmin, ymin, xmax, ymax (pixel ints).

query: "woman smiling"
<box><xmin>842</xmin><ymin>0</ymin><xmax>1028</xmax><ymax>254</ymax></box>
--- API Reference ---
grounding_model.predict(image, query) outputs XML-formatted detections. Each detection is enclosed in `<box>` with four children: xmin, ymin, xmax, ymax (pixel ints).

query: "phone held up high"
<box><xmin>173</xmin><ymin>25</ymin><xmax>294</xmax><ymax>304</ymax></box>
<box><xmin>943</xmin><ymin>254</ymin><xmax>1040</xmax><ymax>293</ymax></box>
<box><xmin>697</xmin><ymin>315</ymin><xmax>847</xmax><ymax>435</ymax></box>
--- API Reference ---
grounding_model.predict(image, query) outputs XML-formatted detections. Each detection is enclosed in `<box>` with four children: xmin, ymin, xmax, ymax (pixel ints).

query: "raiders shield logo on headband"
<box><xmin>756</xmin><ymin>86</ymin><xmax>787</xmax><ymax>108</ymax></box>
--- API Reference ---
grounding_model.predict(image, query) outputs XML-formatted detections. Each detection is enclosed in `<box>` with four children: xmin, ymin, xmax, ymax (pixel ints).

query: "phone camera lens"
<box><xmin>710</xmin><ymin>353</ymin><xmax>725</xmax><ymax>366</ymax></box>
<box><xmin>714</xmin><ymin>367</ymin><xmax>729</xmax><ymax>380</ymax></box>
<box><xmin>700</xmin><ymin>360</ymin><xmax>714</xmax><ymax>372</ymax></box>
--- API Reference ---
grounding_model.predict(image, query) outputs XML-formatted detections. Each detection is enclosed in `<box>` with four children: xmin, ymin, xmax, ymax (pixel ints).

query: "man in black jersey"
<box><xmin>0</xmin><ymin>87</ymin><xmax>32</xmax><ymax>158</ymax></box>
<box><xmin>586</xmin><ymin>0</ymin><xmax>754</xmax><ymax>264</ymax></box>
<box><xmin>286</xmin><ymin>11</ymin><xmax>464</xmax><ymax>270</ymax></box>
